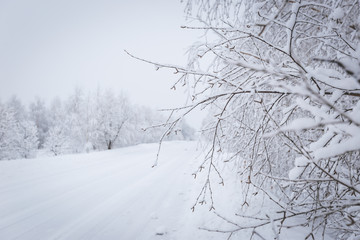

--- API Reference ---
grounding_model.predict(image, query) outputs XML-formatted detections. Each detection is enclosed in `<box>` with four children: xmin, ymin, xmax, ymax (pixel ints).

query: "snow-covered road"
<box><xmin>0</xmin><ymin>141</ymin><xmax>326</xmax><ymax>240</ymax></box>
<box><xmin>0</xmin><ymin>141</ymin><xmax>215</xmax><ymax>240</ymax></box>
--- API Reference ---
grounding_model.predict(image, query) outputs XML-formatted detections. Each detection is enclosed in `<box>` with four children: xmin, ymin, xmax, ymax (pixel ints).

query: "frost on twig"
<box><xmin>127</xmin><ymin>0</ymin><xmax>360</xmax><ymax>238</ymax></box>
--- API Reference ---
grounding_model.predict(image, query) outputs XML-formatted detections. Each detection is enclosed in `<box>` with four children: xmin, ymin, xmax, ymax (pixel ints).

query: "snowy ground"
<box><xmin>0</xmin><ymin>141</ymin><xmax>327</xmax><ymax>240</ymax></box>
<box><xmin>0</xmin><ymin>141</ymin><xmax>215</xmax><ymax>240</ymax></box>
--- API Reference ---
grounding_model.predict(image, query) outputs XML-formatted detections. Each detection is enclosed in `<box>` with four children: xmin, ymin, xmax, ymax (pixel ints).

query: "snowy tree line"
<box><xmin>131</xmin><ymin>0</ymin><xmax>360</xmax><ymax>239</ymax></box>
<box><xmin>0</xmin><ymin>88</ymin><xmax>194</xmax><ymax>160</ymax></box>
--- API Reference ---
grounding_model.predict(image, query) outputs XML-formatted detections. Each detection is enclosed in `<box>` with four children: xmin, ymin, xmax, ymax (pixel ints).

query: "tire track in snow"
<box><xmin>43</xmin><ymin>148</ymin><xmax>193</xmax><ymax>240</ymax></box>
<box><xmin>0</xmin><ymin>142</ymin><xmax>200</xmax><ymax>240</ymax></box>
<box><xmin>81</xmin><ymin>150</ymin><xmax>197</xmax><ymax>240</ymax></box>
<box><xmin>0</xmin><ymin>153</ymin><xmax>154</xmax><ymax>239</ymax></box>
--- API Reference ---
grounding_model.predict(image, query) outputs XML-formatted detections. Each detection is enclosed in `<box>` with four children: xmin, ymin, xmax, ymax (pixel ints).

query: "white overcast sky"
<box><xmin>0</xmin><ymin>0</ymin><xmax>205</xmax><ymax>127</ymax></box>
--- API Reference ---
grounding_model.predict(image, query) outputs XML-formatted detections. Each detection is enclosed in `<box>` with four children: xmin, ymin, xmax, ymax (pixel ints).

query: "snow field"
<box><xmin>0</xmin><ymin>141</ymin><xmax>215</xmax><ymax>240</ymax></box>
<box><xmin>0</xmin><ymin>141</ymin><xmax>331</xmax><ymax>240</ymax></box>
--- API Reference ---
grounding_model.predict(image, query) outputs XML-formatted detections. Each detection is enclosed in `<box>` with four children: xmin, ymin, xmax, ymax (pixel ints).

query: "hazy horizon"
<box><xmin>0</xmin><ymin>0</ymin><xmax>204</xmax><ymax>128</ymax></box>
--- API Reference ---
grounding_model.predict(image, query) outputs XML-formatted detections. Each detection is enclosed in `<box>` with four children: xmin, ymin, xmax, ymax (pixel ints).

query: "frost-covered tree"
<box><xmin>44</xmin><ymin>125</ymin><xmax>70</xmax><ymax>156</ymax></box>
<box><xmin>7</xmin><ymin>95</ymin><xmax>27</xmax><ymax>121</ymax></box>
<box><xmin>48</xmin><ymin>97</ymin><xmax>63</xmax><ymax>126</ymax></box>
<box><xmin>0</xmin><ymin>103</ymin><xmax>18</xmax><ymax>160</ymax></box>
<box><xmin>43</xmin><ymin>88</ymin><xmax>169</xmax><ymax>153</ymax></box>
<box><xmin>0</xmin><ymin>102</ymin><xmax>38</xmax><ymax>160</ymax></box>
<box><xmin>15</xmin><ymin>120</ymin><xmax>39</xmax><ymax>159</ymax></box>
<box><xmin>95</xmin><ymin>91</ymin><xmax>132</xmax><ymax>150</ymax></box>
<box><xmin>28</xmin><ymin>97</ymin><xmax>49</xmax><ymax>148</ymax></box>
<box><xmin>130</xmin><ymin>0</ymin><xmax>360</xmax><ymax>239</ymax></box>
<box><xmin>43</xmin><ymin>97</ymin><xmax>71</xmax><ymax>156</ymax></box>
<box><xmin>1</xmin><ymin>87</ymin><xmax>195</xmax><ymax>159</ymax></box>
<box><xmin>64</xmin><ymin>88</ymin><xmax>89</xmax><ymax>153</ymax></box>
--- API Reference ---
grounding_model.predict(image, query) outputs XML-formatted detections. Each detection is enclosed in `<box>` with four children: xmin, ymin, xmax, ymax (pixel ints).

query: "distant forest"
<box><xmin>0</xmin><ymin>88</ymin><xmax>194</xmax><ymax>160</ymax></box>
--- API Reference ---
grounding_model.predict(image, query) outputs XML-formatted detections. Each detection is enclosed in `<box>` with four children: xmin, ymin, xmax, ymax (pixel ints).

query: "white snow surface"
<box><xmin>330</xmin><ymin>7</ymin><xmax>345</xmax><ymax>20</ymax></box>
<box><xmin>0</xmin><ymin>141</ymin><xmax>325</xmax><ymax>240</ymax></box>
<box><xmin>0</xmin><ymin>141</ymin><xmax>206</xmax><ymax>240</ymax></box>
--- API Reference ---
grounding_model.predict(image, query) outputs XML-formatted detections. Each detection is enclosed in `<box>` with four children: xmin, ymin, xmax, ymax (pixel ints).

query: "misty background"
<box><xmin>0</xmin><ymin>0</ymin><xmax>203</xmax><ymax>128</ymax></box>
